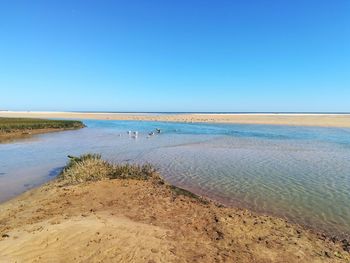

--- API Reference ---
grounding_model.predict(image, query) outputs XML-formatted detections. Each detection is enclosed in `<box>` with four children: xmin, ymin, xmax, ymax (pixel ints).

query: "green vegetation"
<box><xmin>59</xmin><ymin>153</ymin><xmax>161</xmax><ymax>184</ymax></box>
<box><xmin>0</xmin><ymin>117</ymin><xmax>85</xmax><ymax>132</ymax></box>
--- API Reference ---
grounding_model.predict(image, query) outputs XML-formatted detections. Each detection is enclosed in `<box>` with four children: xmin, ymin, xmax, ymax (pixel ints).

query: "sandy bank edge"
<box><xmin>0</xmin><ymin>176</ymin><xmax>349</xmax><ymax>262</ymax></box>
<box><xmin>1</xmin><ymin>111</ymin><xmax>350</xmax><ymax>128</ymax></box>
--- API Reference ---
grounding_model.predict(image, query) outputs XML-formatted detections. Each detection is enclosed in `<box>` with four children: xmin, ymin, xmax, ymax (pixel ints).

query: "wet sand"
<box><xmin>1</xmin><ymin>111</ymin><xmax>350</xmax><ymax>128</ymax></box>
<box><xmin>0</xmin><ymin>177</ymin><xmax>349</xmax><ymax>262</ymax></box>
<box><xmin>0</xmin><ymin>127</ymin><xmax>80</xmax><ymax>143</ymax></box>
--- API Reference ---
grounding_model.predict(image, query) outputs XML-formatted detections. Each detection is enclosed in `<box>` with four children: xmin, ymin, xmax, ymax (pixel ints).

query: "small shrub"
<box><xmin>65</xmin><ymin>153</ymin><xmax>102</xmax><ymax>170</ymax></box>
<box><xmin>59</xmin><ymin>154</ymin><xmax>113</xmax><ymax>184</ymax></box>
<box><xmin>58</xmin><ymin>153</ymin><xmax>205</xmax><ymax>203</ymax></box>
<box><xmin>59</xmin><ymin>153</ymin><xmax>162</xmax><ymax>185</ymax></box>
<box><xmin>110</xmin><ymin>163</ymin><xmax>158</xmax><ymax>180</ymax></box>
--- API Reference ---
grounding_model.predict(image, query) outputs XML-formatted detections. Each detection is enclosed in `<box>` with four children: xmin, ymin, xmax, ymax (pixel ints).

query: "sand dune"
<box><xmin>0</xmin><ymin>215</ymin><xmax>174</xmax><ymax>262</ymax></box>
<box><xmin>0</xmin><ymin>178</ymin><xmax>349</xmax><ymax>262</ymax></box>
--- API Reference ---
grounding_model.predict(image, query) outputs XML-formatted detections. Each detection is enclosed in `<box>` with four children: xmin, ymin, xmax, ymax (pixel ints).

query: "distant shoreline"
<box><xmin>1</xmin><ymin>111</ymin><xmax>350</xmax><ymax>128</ymax></box>
<box><xmin>0</xmin><ymin>117</ymin><xmax>85</xmax><ymax>143</ymax></box>
<box><xmin>2</xmin><ymin>110</ymin><xmax>350</xmax><ymax>115</ymax></box>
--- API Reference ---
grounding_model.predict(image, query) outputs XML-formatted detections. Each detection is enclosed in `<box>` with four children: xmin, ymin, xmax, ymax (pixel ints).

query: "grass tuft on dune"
<box><xmin>59</xmin><ymin>153</ymin><xmax>161</xmax><ymax>185</ymax></box>
<box><xmin>59</xmin><ymin>154</ymin><xmax>208</xmax><ymax>203</ymax></box>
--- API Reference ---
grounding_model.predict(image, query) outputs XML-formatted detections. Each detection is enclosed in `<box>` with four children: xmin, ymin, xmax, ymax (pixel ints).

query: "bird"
<box><xmin>156</xmin><ymin>128</ymin><xmax>161</xmax><ymax>134</ymax></box>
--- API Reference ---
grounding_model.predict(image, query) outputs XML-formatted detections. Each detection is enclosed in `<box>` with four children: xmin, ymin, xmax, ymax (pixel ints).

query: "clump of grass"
<box><xmin>58</xmin><ymin>153</ymin><xmax>206</xmax><ymax>203</ymax></box>
<box><xmin>110</xmin><ymin>163</ymin><xmax>158</xmax><ymax>180</ymax></box>
<box><xmin>59</xmin><ymin>154</ymin><xmax>113</xmax><ymax>184</ymax></box>
<box><xmin>65</xmin><ymin>153</ymin><xmax>103</xmax><ymax>170</ymax></box>
<box><xmin>59</xmin><ymin>153</ymin><xmax>161</xmax><ymax>185</ymax></box>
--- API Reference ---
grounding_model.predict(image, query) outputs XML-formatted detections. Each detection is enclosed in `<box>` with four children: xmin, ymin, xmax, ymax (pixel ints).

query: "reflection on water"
<box><xmin>1</xmin><ymin>120</ymin><xmax>350</xmax><ymax>238</ymax></box>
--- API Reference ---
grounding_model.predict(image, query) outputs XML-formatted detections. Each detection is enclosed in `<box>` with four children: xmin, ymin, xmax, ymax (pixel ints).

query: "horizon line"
<box><xmin>1</xmin><ymin>110</ymin><xmax>350</xmax><ymax>115</ymax></box>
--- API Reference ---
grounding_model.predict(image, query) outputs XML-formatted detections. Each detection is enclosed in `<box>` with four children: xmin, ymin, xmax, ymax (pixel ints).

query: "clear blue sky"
<box><xmin>0</xmin><ymin>0</ymin><xmax>349</xmax><ymax>112</ymax></box>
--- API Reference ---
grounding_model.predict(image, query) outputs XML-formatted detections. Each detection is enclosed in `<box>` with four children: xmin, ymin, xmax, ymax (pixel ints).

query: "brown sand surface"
<box><xmin>0</xmin><ymin>127</ymin><xmax>79</xmax><ymax>143</ymax></box>
<box><xmin>1</xmin><ymin>111</ymin><xmax>350</xmax><ymax>128</ymax></box>
<box><xmin>0</xmin><ymin>178</ymin><xmax>349</xmax><ymax>262</ymax></box>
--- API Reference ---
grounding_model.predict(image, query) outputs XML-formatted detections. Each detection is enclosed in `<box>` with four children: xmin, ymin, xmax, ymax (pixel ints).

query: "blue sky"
<box><xmin>0</xmin><ymin>0</ymin><xmax>349</xmax><ymax>112</ymax></box>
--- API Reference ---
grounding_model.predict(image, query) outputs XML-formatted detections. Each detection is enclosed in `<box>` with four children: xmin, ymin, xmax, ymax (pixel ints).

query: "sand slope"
<box><xmin>0</xmin><ymin>215</ymin><xmax>174</xmax><ymax>262</ymax></box>
<box><xmin>0</xmin><ymin>179</ymin><xmax>349</xmax><ymax>262</ymax></box>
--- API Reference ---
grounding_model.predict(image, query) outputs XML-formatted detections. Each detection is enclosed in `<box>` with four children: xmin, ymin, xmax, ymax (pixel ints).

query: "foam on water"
<box><xmin>1</xmin><ymin>120</ymin><xmax>350</xmax><ymax>238</ymax></box>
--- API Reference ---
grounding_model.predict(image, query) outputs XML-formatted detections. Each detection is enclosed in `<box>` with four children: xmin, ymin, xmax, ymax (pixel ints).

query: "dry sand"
<box><xmin>1</xmin><ymin>111</ymin><xmax>350</xmax><ymax>128</ymax></box>
<box><xmin>0</xmin><ymin>178</ymin><xmax>349</xmax><ymax>262</ymax></box>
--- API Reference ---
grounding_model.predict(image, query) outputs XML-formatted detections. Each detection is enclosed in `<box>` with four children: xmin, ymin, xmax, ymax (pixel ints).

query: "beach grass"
<box><xmin>0</xmin><ymin>117</ymin><xmax>85</xmax><ymax>142</ymax></box>
<box><xmin>59</xmin><ymin>153</ymin><xmax>161</xmax><ymax>185</ymax></box>
<box><xmin>59</xmin><ymin>153</ymin><xmax>207</xmax><ymax>202</ymax></box>
<box><xmin>0</xmin><ymin>117</ymin><xmax>84</xmax><ymax>132</ymax></box>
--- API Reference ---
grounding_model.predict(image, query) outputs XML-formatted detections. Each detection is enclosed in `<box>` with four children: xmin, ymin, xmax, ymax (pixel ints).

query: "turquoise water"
<box><xmin>1</xmin><ymin>120</ymin><xmax>350</xmax><ymax>238</ymax></box>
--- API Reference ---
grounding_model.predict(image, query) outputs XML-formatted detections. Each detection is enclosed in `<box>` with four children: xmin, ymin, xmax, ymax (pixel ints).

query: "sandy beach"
<box><xmin>1</xmin><ymin>174</ymin><xmax>349</xmax><ymax>262</ymax></box>
<box><xmin>1</xmin><ymin>111</ymin><xmax>350</xmax><ymax>128</ymax></box>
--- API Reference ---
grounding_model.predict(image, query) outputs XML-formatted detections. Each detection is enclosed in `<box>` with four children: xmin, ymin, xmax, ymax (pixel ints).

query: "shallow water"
<box><xmin>1</xmin><ymin>120</ymin><xmax>350</xmax><ymax>238</ymax></box>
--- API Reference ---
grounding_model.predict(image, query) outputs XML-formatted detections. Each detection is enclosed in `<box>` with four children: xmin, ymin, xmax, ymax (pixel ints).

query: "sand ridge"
<box><xmin>1</xmin><ymin>111</ymin><xmax>350</xmax><ymax>128</ymax></box>
<box><xmin>0</xmin><ymin>178</ymin><xmax>349</xmax><ymax>262</ymax></box>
